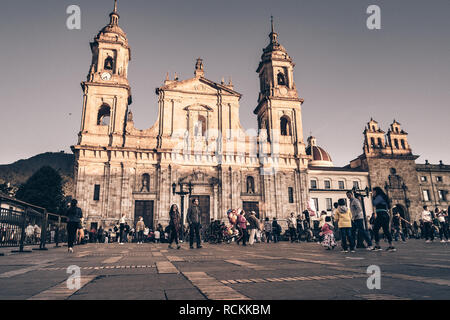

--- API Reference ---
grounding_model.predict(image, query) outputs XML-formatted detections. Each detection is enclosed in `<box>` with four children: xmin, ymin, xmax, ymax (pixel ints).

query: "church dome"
<box><xmin>98</xmin><ymin>24</ymin><xmax>127</xmax><ymax>39</ymax></box>
<box><xmin>306</xmin><ymin>136</ymin><xmax>333</xmax><ymax>167</ymax></box>
<box><xmin>95</xmin><ymin>1</ymin><xmax>128</xmax><ymax>45</ymax></box>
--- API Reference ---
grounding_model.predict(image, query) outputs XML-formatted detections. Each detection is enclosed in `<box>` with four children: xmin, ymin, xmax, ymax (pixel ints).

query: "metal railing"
<box><xmin>0</xmin><ymin>194</ymin><xmax>67</xmax><ymax>253</ymax></box>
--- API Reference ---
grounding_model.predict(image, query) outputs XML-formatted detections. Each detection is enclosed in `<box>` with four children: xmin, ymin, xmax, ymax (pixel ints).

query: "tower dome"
<box><xmin>306</xmin><ymin>136</ymin><xmax>333</xmax><ymax>167</ymax></box>
<box><xmin>96</xmin><ymin>0</ymin><xmax>128</xmax><ymax>45</ymax></box>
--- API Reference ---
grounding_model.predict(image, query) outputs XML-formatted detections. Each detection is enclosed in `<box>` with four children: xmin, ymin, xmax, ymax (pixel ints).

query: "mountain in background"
<box><xmin>0</xmin><ymin>152</ymin><xmax>75</xmax><ymax>197</ymax></box>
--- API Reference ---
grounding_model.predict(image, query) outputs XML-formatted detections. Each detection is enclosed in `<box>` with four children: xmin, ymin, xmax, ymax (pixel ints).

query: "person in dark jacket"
<box><xmin>168</xmin><ymin>204</ymin><xmax>181</xmax><ymax>249</ymax></box>
<box><xmin>371</xmin><ymin>187</ymin><xmax>396</xmax><ymax>252</ymax></box>
<box><xmin>247</xmin><ymin>211</ymin><xmax>260</xmax><ymax>245</ymax></box>
<box><xmin>272</xmin><ymin>218</ymin><xmax>281</xmax><ymax>243</ymax></box>
<box><xmin>66</xmin><ymin>199</ymin><xmax>83</xmax><ymax>253</ymax></box>
<box><xmin>187</xmin><ymin>198</ymin><xmax>202</xmax><ymax>249</ymax></box>
<box><xmin>97</xmin><ymin>226</ymin><xmax>104</xmax><ymax>243</ymax></box>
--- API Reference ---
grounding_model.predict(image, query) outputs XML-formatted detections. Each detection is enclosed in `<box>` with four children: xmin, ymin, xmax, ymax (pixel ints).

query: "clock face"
<box><xmin>101</xmin><ymin>72</ymin><xmax>112</xmax><ymax>81</ymax></box>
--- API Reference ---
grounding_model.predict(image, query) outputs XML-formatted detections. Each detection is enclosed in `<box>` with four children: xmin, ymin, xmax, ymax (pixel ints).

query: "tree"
<box><xmin>15</xmin><ymin>166</ymin><xmax>64</xmax><ymax>213</ymax></box>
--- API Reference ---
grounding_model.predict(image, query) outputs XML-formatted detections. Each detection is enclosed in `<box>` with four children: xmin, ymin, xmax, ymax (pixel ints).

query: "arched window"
<box><xmin>140</xmin><ymin>174</ymin><xmax>150</xmax><ymax>192</ymax></box>
<box><xmin>280</xmin><ymin>116</ymin><xmax>291</xmax><ymax>136</ymax></box>
<box><xmin>195</xmin><ymin>115</ymin><xmax>206</xmax><ymax>137</ymax></box>
<box><xmin>97</xmin><ymin>104</ymin><xmax>111</xmax><ymax>126</ymax></box>
<box><xmin>370</xmin><ymin>137</ymin><xmax>375</xmax><ymax>147</ymax></box>
<box><xmin>394</xmin><ymin>139</ymin><xmax>399</xmax><ymax>149</ymax></box>
<box><xmin>377</xmin><ymin>138</ymin><xmax>383</xmax><ymax>148</ymax></box>
<box><xmin>104</xmin><ymin>56</ymin><xmax>114</xmax><ymax>71</ymax></box>
<box><xmin>246</xmin><ymin>176</ymin><xmax>255</xmax><ymax>194</ymax></box>
<box><xmin>401</xmin><ymin>140</ymin><xmax>406</xmax><ymax>149</ymax></box>
<box><xmin>277</xmin><ymin>72</ymin><xmax>286</xmax><ymax>86</ymax></box>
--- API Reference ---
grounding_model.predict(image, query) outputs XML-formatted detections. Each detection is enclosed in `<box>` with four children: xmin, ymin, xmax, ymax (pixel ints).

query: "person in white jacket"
<box><xmin>422</xmin><ymin>205</ymin><xmax>434</xmax><ymax>242</ymax></box>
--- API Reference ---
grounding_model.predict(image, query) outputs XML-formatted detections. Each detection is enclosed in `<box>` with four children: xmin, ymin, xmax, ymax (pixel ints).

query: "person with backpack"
<box><xmin>371</xmin><ymin>187</ymin><xmax>396</xmax><ymax>252</ymax></box>
<box><xmin>334</xmin><ymin>198</ymin><xmax>355</xmax><ymax>253</ymax></box>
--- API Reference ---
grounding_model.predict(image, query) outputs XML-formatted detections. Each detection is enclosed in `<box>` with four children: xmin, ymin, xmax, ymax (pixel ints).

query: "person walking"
<box><xmin>296</xmin><ymin>214</ymin><xmax>303</xmax><ymax>242</ymax></box>
<box><xmin>288</xmin><ymin>212</ymin><xmax>297</xmax><ymax>243</ymax></box>
<box><xmin>347</xmin><ymin>191</ymin><xmax>373</xmax><ymax>250</ymax></box>
<box><xmin>97</xmin><ymin>226</ymin><xmax>104</xmax><ymax>243</ymax></box>
<box><xmin>334</xmin><ymin>198</ymin><xmax>355</xmax><ymax>253</ymax></box>
<box><xmin>437</xmin><ymin>209</ymin><xmax>449</xmax><ymax>242</ymax></box>
<box><xmin>187</xmin><ymin>198</ymin><xmax>202</xmax><ymax>249</ymax></box>
<box><xmin>392</xmin><ymin>210</ymin><xmax>406</xmax><ymax>242</ymax></box>
<box><xmin>272</xmin><ymin>217</ymin><xmax>281</xmax><ymax>243</ymax></box>
<box><xmin>119</xmin><ymin>213</ymin><xmax>126</xmax><ymax>245</ymax></box>
<box><xmin>136</xmin><ymin>217</ymin><xmax>145</xmax><ymax>244</ymax></box>
<box><xmin>371</xmin><ymin>187</ymin><xmax>396</xmax><ymax>251</ymax></box>
<box><xmin>264</xmin><ymin>217</ymin><xmax>272</xmax><ymax>243</ymax></box>
<box><xmin>247</xmin><ymin>211</ymin><xmax>260</xmax><ymax>246</ymax></box>
<box><xmin>66</xmin><ymin>199</ymin><xmax>83</xmax><ymax>253</ymax></box>
<box><xmin>168</xmin><ymin>204</ymin><xmax>182</xmax><ymax>249</ymax></box>
<box><xmin>422</xmin><ymin>206</ymin><xmax>434</xmax><ymax>243</ymax></box>
<box><xmin>236</xmin><ymin>210</ymin><xmax>248</xmax><ymax>246</ymax></box>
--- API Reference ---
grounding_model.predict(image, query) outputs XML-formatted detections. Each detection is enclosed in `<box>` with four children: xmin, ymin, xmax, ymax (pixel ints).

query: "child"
<box><xmin>154</xmin><ymin>230</ymin><xmax>160</xmax><ymax>243</ymax></box>
<box><xmin>320</xmin><ymin>216</ymin><xmax>336</xmax><ymax>250</ymax></box>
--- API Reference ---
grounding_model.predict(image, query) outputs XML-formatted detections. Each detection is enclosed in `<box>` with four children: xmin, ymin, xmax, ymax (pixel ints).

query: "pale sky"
<box><xmin>1</xmin><ymin>0</ymin><xmax>449</xmax><ymax>166</ymax></box>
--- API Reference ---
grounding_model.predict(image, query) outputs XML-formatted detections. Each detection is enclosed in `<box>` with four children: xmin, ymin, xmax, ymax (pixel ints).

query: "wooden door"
<box><xmin>190</xmin><ymin>195</ymin><xmax>210</xmax><ymax>229</ymax></box>
<box><xmin>134</xmin><ymin>201</ymin><xmax>154</xmax><ymax>230</ymax></box>
<box><xmin>243</xmin><ymin>201</ymin><xmax>260</xmax><ymax>219</ymax></box>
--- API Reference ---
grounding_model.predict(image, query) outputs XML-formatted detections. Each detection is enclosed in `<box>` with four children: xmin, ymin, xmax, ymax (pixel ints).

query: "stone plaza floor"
<box><xmin>0</xmin><ymin>239</ymin><xmax>449</xmax><ymax>300</ymax></box>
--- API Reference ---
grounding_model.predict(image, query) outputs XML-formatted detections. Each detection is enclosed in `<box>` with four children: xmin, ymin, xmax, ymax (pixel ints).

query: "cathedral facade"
<box><xmin>72</xmin><ymin>3</ymin><xmax>449</xmax><ymax>230</ymax></box>
<box><xmin>71</xmin><ymin>4</ymin><xmax>310</xmax><ymax>230</ymax></box>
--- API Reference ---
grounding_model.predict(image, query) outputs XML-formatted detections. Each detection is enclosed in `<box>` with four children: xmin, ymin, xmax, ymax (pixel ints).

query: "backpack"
<box><xmin>276</xmin><ymin>224</ymin><xmax>282</xmax><ymax>234</ymax></box>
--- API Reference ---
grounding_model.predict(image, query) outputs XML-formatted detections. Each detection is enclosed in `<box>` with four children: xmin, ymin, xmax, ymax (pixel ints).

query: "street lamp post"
<box><xmin>401</xmin><ymin>183</ymin><xmax>411</xmax><ymax>219</ymax></box>
<box><xmin>425</xmin><ymin>161</ymin><xmax>438</xmax><ymax>210</ymax></box>
<box><xmin>172</xmin><ymin>181</ymin><xmax>193</xmax><ymax>241</ymax></box>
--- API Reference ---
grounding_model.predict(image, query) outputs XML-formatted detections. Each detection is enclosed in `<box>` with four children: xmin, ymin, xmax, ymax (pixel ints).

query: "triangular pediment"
<box><xmin>160</xmin><ymin>77</ymin><xmax>241</xmax><ymax>97</ymax></box>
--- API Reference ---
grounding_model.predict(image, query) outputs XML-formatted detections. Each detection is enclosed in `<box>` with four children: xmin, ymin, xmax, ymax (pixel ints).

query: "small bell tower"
<box><xmin>387</xmin><ymin>120</ymin><xmax>412</xmax><ymax>155</ymax></box>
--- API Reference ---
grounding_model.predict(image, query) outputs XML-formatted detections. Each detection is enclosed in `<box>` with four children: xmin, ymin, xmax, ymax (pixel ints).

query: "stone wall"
<box><xmin>365</xmin><ymin>157</ymin><xmax>422</xmax><ymax>221</ymax></box>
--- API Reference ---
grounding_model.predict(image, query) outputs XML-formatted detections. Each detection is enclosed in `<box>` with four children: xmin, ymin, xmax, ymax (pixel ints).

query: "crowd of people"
<box><xmin>63</xmin><ymin>190</ymin><xmax>450</xmax><ymax>254</ymax></box>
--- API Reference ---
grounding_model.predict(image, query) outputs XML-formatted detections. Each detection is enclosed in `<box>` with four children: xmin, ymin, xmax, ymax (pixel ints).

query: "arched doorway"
<box><xmin>394</xmin><ymin>204</ymin><xmax>409</xmax><ymax>222</ymax></box>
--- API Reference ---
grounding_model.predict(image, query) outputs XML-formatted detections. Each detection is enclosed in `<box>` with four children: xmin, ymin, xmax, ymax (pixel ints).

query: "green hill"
<box><xmin>0</xmin><ymin>152</ymin><xmax>75</xmax><ymax>196</ymax></box>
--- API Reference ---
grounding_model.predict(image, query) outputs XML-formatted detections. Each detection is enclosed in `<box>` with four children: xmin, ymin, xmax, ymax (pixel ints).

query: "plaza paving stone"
<box><xmin>0</xmin><ymin>240</ymin><xmax>448</xmax><ymax>300</ymax></box>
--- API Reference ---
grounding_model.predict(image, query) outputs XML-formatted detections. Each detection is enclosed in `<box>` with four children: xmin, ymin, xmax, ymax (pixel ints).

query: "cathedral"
<box><xmin>72</xmin><ymin>2</ymin><xmax>449</xmax><ymax>231</ymax></box>
<box><xmin>72</xmin><ymin>3</ymin><xmax>310</xmax><ymax>230</ymax></box>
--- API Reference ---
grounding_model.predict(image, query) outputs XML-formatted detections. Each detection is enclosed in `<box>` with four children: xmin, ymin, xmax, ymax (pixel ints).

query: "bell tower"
<box><xmin>363</xmin><ymin>118</ymin><xmax>386</xmax><ymax>156</ymax></box>
<box><xmin>386</xmin><ymin>120</ymin><xmax>412</xmax><ymax>155</ymax></box>
<box><xmin>78</xmin><ymin>0</ymin><xmax>132</xmax><ymax>147</ymax></box>
<box><xmin>254</xmin><ymin>17</ymin><xmax>306</xmax><ymax>157</ymax></box>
